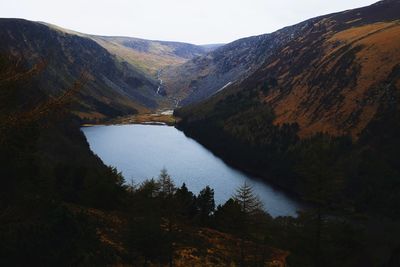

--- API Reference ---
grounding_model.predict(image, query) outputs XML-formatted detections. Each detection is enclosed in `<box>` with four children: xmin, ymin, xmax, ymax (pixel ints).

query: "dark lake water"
<box><xmin>82</xmin><ymin>124</ymin><xmax>302</xmax><ymax>217</ymax></box>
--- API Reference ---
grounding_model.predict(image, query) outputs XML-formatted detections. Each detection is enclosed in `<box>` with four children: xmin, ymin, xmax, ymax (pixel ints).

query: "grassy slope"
<box><xmin>267</xmin><ymin>21</ymin><xmax>400</xmax><ymax>138</ymax></box>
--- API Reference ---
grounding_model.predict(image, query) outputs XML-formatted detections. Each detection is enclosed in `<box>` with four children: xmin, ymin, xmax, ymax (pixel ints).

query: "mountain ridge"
<box><xmin>41</xmin><ymin>21</ymin><xmax>222</xmax><ymax>77</ymax></box>
<box><xmin>174</xmin><ymin>0</ymin><xmax>400</xmax><ymax>138</ymax></box>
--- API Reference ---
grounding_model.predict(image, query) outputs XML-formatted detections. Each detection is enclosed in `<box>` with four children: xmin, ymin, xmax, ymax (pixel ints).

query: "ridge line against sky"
<box><xmin>1</xmin><ymin>0</ymin><xmax>379</xmax><ymax>44</ymax></box>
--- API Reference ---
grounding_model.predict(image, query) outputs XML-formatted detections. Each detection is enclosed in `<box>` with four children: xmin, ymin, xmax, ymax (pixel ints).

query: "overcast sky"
<box><xmin>1</xmin><ymin>0</ymin><xmax>379</xmax><ymax>44</ymax></box>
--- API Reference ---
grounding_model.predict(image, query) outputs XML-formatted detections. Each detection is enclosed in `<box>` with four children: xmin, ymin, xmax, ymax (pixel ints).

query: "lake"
<box><xmin>82</xmin><ymin>124</ymin><xmax>302</xmax><ymax>217</ymax></box>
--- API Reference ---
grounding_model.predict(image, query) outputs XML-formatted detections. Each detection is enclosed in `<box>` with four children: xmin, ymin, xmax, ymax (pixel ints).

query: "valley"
<box><xmin>1</xmin><ymin>0</ymin><xmax>400</xmax><ymax>266</ymax></box>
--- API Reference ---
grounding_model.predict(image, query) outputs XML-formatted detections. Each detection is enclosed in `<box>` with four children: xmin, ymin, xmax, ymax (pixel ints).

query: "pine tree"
<box><xmin>157</xmin><ymin>168</ymin><xmax>175</xmax><ymax>197</ymax></box>
<box><xmin>233</xmin><ymin>182</ymin><xmax>264</xmax><ymax>267</ymax></box>
<box><xmin>156</xmin><ymin>168</ymin><xmax>176</xmax><ymax>267</ymax></box>
<box><xmin>196</xmin><ymin>186</ymin><xmax>215</xmax><ymax>225</ymax></box>
<box><xmin>175</xmin><ymin>183</ymin><xmax>197</xmax><ymax>221</ymax></box>
<box><xmin>233</xmin><ymin>182</ymin><xmax>263</xmax><ymax>215</ymax></box>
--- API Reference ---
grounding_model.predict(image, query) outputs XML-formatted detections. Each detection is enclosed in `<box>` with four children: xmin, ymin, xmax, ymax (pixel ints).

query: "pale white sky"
<box><xmin>0</xmin><ymin>0</ymin><xmax>378</xmax><ymax>44</ymax></box>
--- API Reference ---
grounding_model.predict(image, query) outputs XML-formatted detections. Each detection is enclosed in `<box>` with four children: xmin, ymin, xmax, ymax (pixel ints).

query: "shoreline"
<box><xmin>81</xmin><ymin>110</ymin><xmax>178</xmax><ymax>127</ymax></box>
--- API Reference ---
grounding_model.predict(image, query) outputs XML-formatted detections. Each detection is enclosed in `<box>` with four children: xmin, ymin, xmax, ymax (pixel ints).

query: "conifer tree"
<box><xmin>233</xmin><ymin>182</ymin><xmax>264</xmax><ymax>267</ymax></box>
<box><xmin>156</xmin><ymin>168</ymin><xmax>176</xmax><ymax>267</ymax></box>
<box><xmin>233</xmin><ymin>182</ymin><xmax>263</xmax><ymax>215</ymax></box>
<box><xmin>196</xmin><ymin>186</ymin><xmax>215</xmax><ymax>225</ymax></box>
<box><xmin>157</xmin><ymin>168</ymin><xmax>175</xmax><ymax>197</ymax></box>
<box><xmin>175</xmin><ymin>183</ymin><xmax>197</xmax><ymax>221</ymax></box>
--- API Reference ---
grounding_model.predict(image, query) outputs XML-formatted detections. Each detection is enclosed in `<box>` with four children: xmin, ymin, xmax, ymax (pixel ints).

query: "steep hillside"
<box><xmin>161</xmin><ymin>17</ymin><xmax>320</xmax><ymax>105</ymax></box>
<box><xmin>176</xmin><ymin>0</ymin><xmax>400</xmax><ymax>138</ymax></box>
<box><xmin>176</xmin><ymin>0</ymin><xmax>400</xmax><ymax>210</ymax></box>
<box><xmin>161</xmin><ymin>34</ymin><xmax>279</xmax><ymax>105</ymax></box>
<box><xmin>247</xmin><ymin>2</ymin><xmax>400</xmax><ymax>138</ymax></box>
<box><xmin>0</xmin><ymin>18</ymin><xmax>160</xmax><ymax>121</ymax></box>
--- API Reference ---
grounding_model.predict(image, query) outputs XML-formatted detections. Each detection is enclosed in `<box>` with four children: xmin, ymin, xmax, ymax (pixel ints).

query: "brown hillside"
<box><xmin>69</xmin><ymin>205</ymin><xmax>288</xmax><ymax>267</ymax></box>
<box><xmin>268</xmin><ymin>21</ymin><xmax>400</xmax><ymax>138</ymax></box>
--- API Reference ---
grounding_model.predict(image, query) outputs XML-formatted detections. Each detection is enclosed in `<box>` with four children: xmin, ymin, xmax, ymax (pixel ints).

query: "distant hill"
<box><xmin>200</xmin><ymin>43</ymin><xmax>225</xmax><ymax>52</ymax></box>
<box><xmin>43</xmin><ymin>23</ymin><xmax>219</xmax><ymax>78</ymax></box>
<box><xmin>88</xmin><ymin>36</ymin><xmax>213</xmax><ymax>77</ymax></box>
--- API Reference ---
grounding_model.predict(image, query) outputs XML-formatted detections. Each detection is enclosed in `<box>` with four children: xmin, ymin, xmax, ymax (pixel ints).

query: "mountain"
<box><xmin>0</xmin><ymin>18</ymin><xmax>163</xmax><ymax>121</ymax></box>
<box><xmin>175</xmin><ymin>0</ymin><xmax>400</xmax><ymax>210</ymax></box>
<box><xmin>175</xmin><ymin>0</ymin><xmax>400</xmax><ymax>138</ymax></box>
